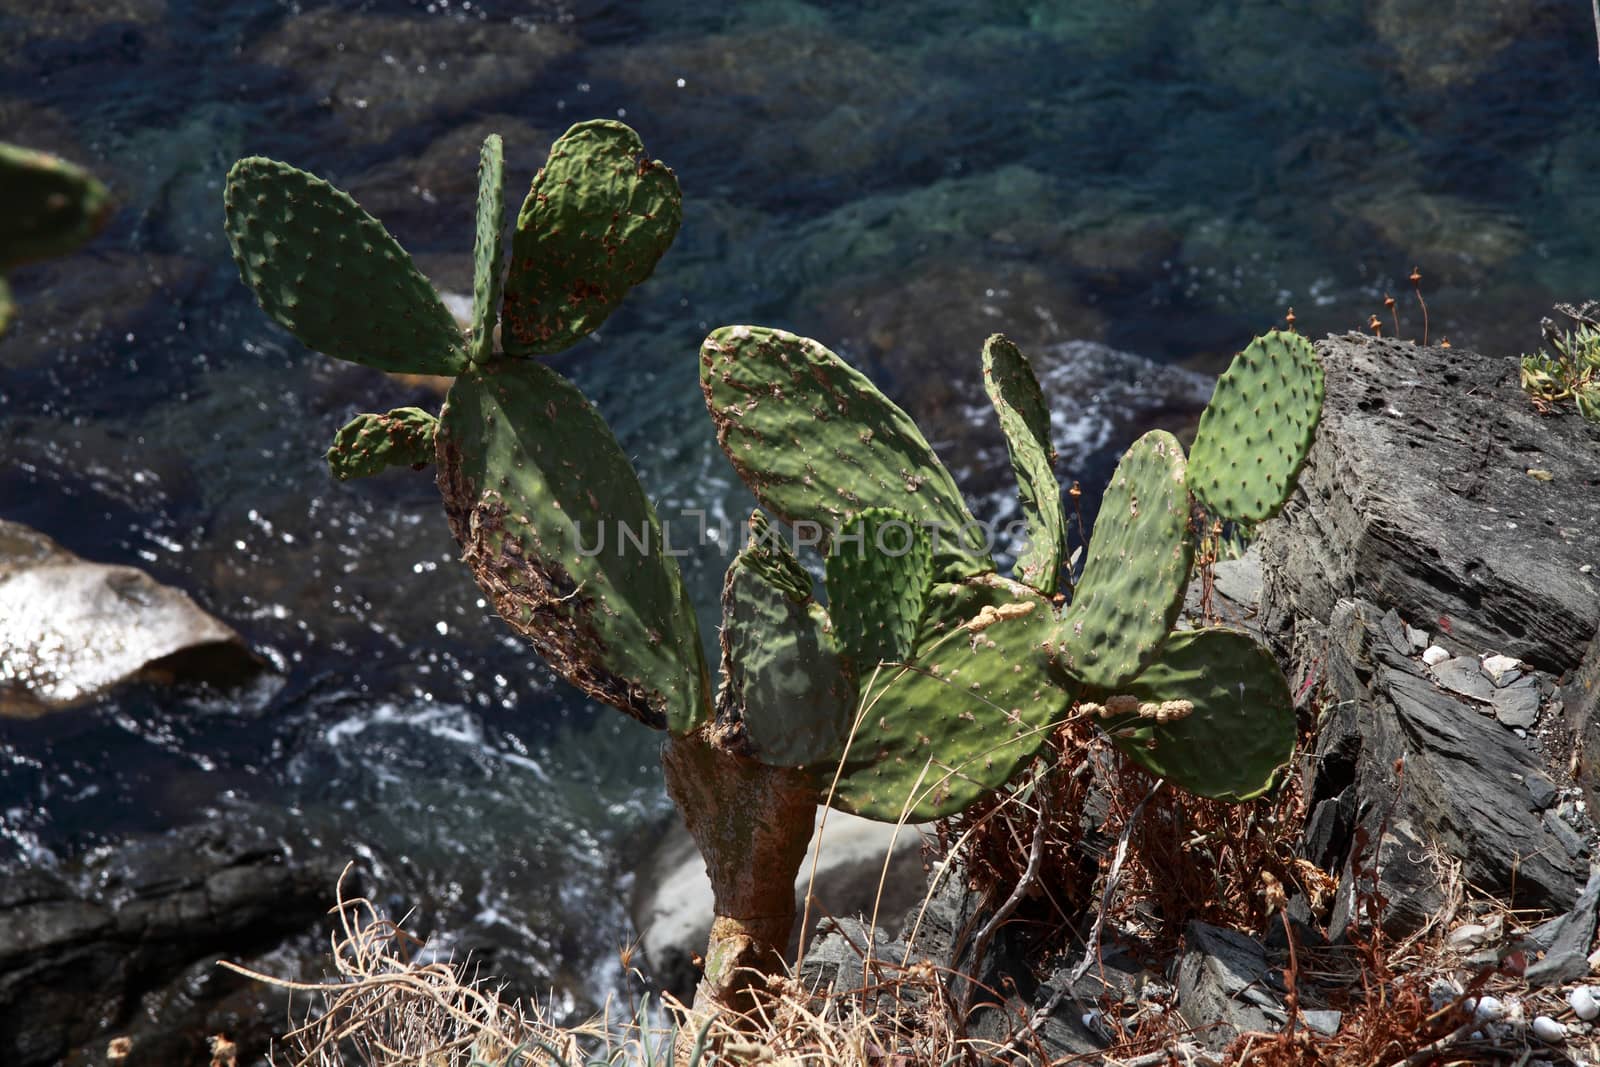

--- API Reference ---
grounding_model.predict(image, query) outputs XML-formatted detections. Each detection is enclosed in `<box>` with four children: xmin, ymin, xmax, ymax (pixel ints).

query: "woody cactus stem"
<box><xmin>661</xmin><ymin>730</ymin><xmax>817</xmax><ymax>1019</ymax></box>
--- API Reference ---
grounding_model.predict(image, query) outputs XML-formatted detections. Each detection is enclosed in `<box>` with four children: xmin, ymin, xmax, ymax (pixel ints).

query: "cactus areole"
<box><xmin>225</xmin><ymin>121</ymin><xmax>1323</xmax><ymax>1034</ymax></box>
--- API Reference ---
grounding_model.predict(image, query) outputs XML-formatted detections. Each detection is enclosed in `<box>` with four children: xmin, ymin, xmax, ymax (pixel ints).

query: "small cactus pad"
<box><xmin>824</xmin><ymin>507</ymin><xmax>933</xmax><ymax>671</ymax></box>
<box><xmin>469</xmin><ymin>134</ymin><xmax>507</xmax><ymax>365</ymax></box>
<box><xmin>720</xmin><ymin>530</ymin><xmax>858</xmax><ymax>772</ymax></box>
<box><xmin>224</xmin><ymin>157</ymin><xmax>467</xmax><ymax>376</ymax></box>
<box><xmin>0</xmin><ymin>142</ymin><xmax>112</xmax><ymax>272</ymax></box>
<box><xmin>701</xmin><ymin>325</ymin><xmax>990</xmax><ymax>581</ymax></box>
<box><xmin>326</xmin><ymin>407</ymin><xmax>439</xmax><ymax>481</ymax></box>
<box><xmin>436</xmin><ymin>359</ymin><xmax>709</xmax><ymax>733</ymax></box>
<box><xmin>1187</xmin><ymin>330</ymin><xmax>1324</xmax><ymax>523</ymax></box>
<box><xmin>500</xmin><ymin>121</ymin><xmax>682</xmax><ymax>356</ymax></box>
<box><xmin>982</xmin><ymin>335</ymin><xmax>1064</xmax><ymax>594</ymax></box>
<box><xmin>1051</xmin><ymin>430</ymin><xmax>1193</xmax><ymax>690</ymax></box>
<box><xmin>832</xmin><ymin>574</ymin><xmax>1071</xmax><ymax>822</ymax></box>
<box><xmin>1093</xmin><ymin>627</ymin><xmax>1295</xmax><ymax>801</ymax></box>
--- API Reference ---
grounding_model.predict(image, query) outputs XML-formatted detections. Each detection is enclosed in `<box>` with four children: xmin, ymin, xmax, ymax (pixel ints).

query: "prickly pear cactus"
<box><xmin>327</xmin><ymin>407</ymin><xmax>439</xmax><ymax>481</ymax></box>
<box><xmin>0</xmin><ymin>143</ymin><xmax>113</xmax><ymax>337</ymax></box>
<box><xmin>982</xmin><ymin>334</ymin><xmax>1064</xmax><ymax>594</ymax></box>
<box><xmin>824</xmin><ymin>507</ymin><xmax>933</xmax><ymax>672</ymax></box>
<box><xmin>1085</xmin><ymin>627</ymin><xmax>1295</xmax><ymax>801</ymax></box>
<box><xmin>437</xmin><ymin>359</ymin><xmax>709</xmax><ymax>733</ymax></box>
<box><xmin>1051</xmin><ymin>430</ymin><xmax>1193</xmax><ymax>690</ymax></box>
<box><xmin>719</xmin><ymin>513</ymin><xmax>857</xmax><ymax>772</ymax></box>
<box><xmin>0</xmin><ymin>143</ymin><xmax>113</xmax><ymax>273</ymax></box>
<box><xmin>700</xmin><ymin>325</ymin><xmax>990</xmax><ymax>581</ymax></box>
<box><xmin>469</xmin><ymin>133</ymin><xmax>507</xmax><ymax>365</ymax></box>
<box><xmin>833</xmin><ymin>574</ymin><xmax>1073</xmax><ymax>821</ymax></box>
<box><xmin>224</xmin><ymin>157</ymin><xmax>468</xmax><ymax>376</ymax></box>
<box><xmin>500</xmin><ymin>121</ymin><xmax>682</xmax><ymax>356</ymax></box>
<box><xmin>1187</xmin><ymin>329</ymin><xmax>1324</xmax><ymax>523</ymax></box>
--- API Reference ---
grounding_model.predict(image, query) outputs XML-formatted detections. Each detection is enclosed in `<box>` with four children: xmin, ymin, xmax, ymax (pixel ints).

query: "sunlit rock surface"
<box><xmin>0</xmin><ymin>520</ymin><xmax>261</xmax><ymax>715</ymax></box>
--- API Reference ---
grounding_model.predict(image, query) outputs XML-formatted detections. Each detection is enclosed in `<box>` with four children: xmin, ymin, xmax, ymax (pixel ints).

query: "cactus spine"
<box><xmin>229</xmin><ymin>120</ymin><xmax>1323</xmax><ymax>1031</ymax></box>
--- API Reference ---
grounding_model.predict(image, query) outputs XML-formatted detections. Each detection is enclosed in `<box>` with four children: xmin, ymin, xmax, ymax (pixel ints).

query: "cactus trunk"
<box><xmin>661</xmin><ymin>729</ymin><xmax>817</xmax><ymax>1022</ymax></box>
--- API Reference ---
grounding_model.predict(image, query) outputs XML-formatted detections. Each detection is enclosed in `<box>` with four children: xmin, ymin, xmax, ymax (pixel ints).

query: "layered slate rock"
<box><xmin>1254</xmin><ymin>335</ymin><xmax>1599</xmax><ymax>935</ymax></box>
<box><xmin>1257</xmin><ymin>334</ymin><xmax>1600</xmax><ymax>675</ymax></box>
<box><xmin>0</xmin><ymin>810</ymin><xmax>341</xmax><ymax>1067</ymax></box>
<box><xmin>0</xmin><ymin>520</ymin><xmax>262</xmax><ymax>715</ymax></box>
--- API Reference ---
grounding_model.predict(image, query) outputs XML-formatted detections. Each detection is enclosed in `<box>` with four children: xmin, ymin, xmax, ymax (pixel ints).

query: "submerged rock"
<box><xmin>0</xmin><ymin>520</ymin><xmax>262</xmax><ymax>715</ymax></box>
<box><xmin>0</xmin><ymin>809</ymin><xmax>342</xmax><ymax>1067</ymax></box>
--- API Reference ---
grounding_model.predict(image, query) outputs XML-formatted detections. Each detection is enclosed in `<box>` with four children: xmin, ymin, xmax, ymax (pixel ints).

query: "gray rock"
<box><xmin>0</xmin><ymin>811</ymin><xmax>341</xmax><ymax>1067</ymax></box>
<box><xmin>632</xmin><ymin>810</ymin><xmax>929</xmax><ymax>1000</ymax></box>
<box><xmin>1257</xmin><ymin>335</ymin><xmax>1600</xmax><ymax>676</ymax></box>
<box><xmin>1526</xmin><ymin>865</ymin><xmax>1600</xmax><ymax>987</ymax></box>
<box><xmin>1405</xmin><ymin>624</ymin><xmax>1430</xmax><ymax>650</ymax></box>
<box><xmin>1493</xmin><ymin>676</ymin><xmax>1542</xmax><ymax>729</ymax></box>
<box><xmin>1565</xmin><ymin>626</ymin><xmax>1600</xmax><ymax>816</ymax></box>
<box><xmin>1525</xmin><ymin>772</ymin><xmax>1561</xmax><ymax>811</ymax></box>
<box><xmin>1302</xmin><ymin>1009</ymin><xmax>1343</xmax><ymax>1036</ymax></box>
<box><xmin>1327</xmin><ymin>816</ymin><xmax>1446</xmax><ymax>942</ymax></box>
<box><xmin>1431</xmin><ymin>657</ymin><xmax>1497</xmax><ymax>704</ymax></box>
<box><xmin>1306</xmin><ymin>600</ymin><xmax>1584</xmax><ymax>931</ymax></box>
<box><xmin>0</xmin><ymin>521</ymin><xmax>262</xmax><ymax>716</ymax></box>
<box><xmin>1175</xmin><ymin>922</ymin><xmax>1285</xmax><ymax>1050</ymax></box>
<box><xmin>1212</xmin><ymin>551</ymin><xmax>1264</xmax><ymax>612</ymax></box>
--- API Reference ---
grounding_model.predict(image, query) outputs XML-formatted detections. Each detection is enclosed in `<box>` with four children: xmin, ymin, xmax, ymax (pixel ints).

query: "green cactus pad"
<box><xmin>469</xmin><ymin>134</ymin><xmax>507</xmax><ymax>365</ymax></box>
<box><xmin>436</xmin><ymin>359</ymin><xmax>709</xmax><ymax>733</ymax></box>
<box><xmin>0</xmin><ymin>279</ymin><xmax>11</xmax><ymax>339</ymax></box>
<box><xmin>0</xmin><ymin>142</ymin><xmax>113</xmax><ymax>272</ymax></box>
<box><xmin>500</xmin><ymin>121</ymin><xmax>682</xmax><ymax>356</ymax></box>
<box><xmin>701</xmin><ymin>325</ymin><xmax>990</xmax><ymax>581</ymax></box>
<box><xmin>1093</xmin><ymin>627</ymin><xmax>1296</xmax><ymax>801</ymax></box>
<box><xmin>326</xmin><ymin>407</ymin><xmax>439</xmax><ymax>481</ymax></box>
<box><xmin>1187</xmin><ymin>330</ymin><xmax>1324</xmax><ymax>523</ymax></box>
<box><xmin>1051</xmin><ymin>430</ymin><xmax>1193</xmax><ymax>690</ymax></box>
<box><xmin>982</xmin><ymin>335</ymin><xmax>1064</xmax><ymax>595</ymax></box>
<box><xmin>832</xmin><ymin>574</ymin><xmax>1072</xmax><ymax>822</ymax></box>
<box><xmin>720</xmin><ymin>530</ymin><xmax>858</xmax><ymax>772</ymax></box>
<box><xmin>223</xmin><ymin>157</ymin><xmax>467</xmax><ymax>376</ymax></box>
<box><xmin>824</xmin><ymin>507</ymin><xmax>933</xmax><ymax>672</ymax></box>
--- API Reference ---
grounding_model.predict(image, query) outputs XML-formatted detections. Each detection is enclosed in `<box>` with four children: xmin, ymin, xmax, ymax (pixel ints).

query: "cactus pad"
<box><xmin>1051</xmin><ymin>430</ymin><xmax>1193</xmax><ymax>690</ymax></box>
<box><xmin>832</xmin><ymin>575</ymin><xmax>1072</xmax><ymax>822</ymax></box>
<box><xmin>0</xmin><ymin>142</ymin><xmax>113</xmax><ymax>272</ymax></box>
<box><xmin>500</xmin><ymin>121</ymin><xmax>682</xmax><ymax>356</ymax></box>
<box><xmin>326</xmin><ymin>407</ymin><xmax>439</xmax><ymax>481</ymax></box>
<box><xmin>469</xmin><ymin>134</ymin><xmax>507</xmax><ymax>365</ymax></box>
<box><xmin>701</xmin><ymin>325</ymin><xmax>989</xmax><ymax>580</ymax></box>
<box><xmin>720</xmin><ymin>526</ymin><xmax>858</xmax><ymax>772</ymax></box>
<box><xmin>436</xmin><ymin>359</ymin><xmax>709</xmax><ymax>733</ymax></box>
<box><xmin>224</xmin><ymin>157</ymin><xmax>467</xmax><ymax>376</ymax></box>
<box><xmin>1187</xmin><ymin>330</ymin><xmax>1323</xmax><ymax>523</ymax></box>
<box><xmin>982</xmin><ymin>335</ymin><xmax>1064</xmax><ymax>594</ymax></box>
<box><xmin>0</xmin><ymin>279</ymin><xmax>11</xmax><ymax>338</ymax></box>
<box><xmin>824</xmin><ymin>507</ymin><xmax>933</xmax><ymax>671</ymax></box>
<box><xmin>1093</xmin><ymin>627</ymin><xmax>1295</xmax><ymax>801</ymax></box>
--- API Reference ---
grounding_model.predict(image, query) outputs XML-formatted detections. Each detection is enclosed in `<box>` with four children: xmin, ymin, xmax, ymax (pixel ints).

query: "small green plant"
<box><xmin>0</xmin><ymin>142</ymin><xmax>113</xmax><ymax>337</ymax></box>
<box><xmin>1521</xmin><ymin>308</ymin><xmax>1600</xmax><ymax>423</ymax></box>
<box><xmin>224</xmin><ymin>122</ymin><xmax>1324</xmax><ymax>1038</ymax></box>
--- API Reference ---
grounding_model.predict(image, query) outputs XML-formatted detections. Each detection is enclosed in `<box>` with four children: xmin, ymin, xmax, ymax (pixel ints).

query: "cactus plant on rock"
<box><xmin>229</xmin><ymin>117</ymin><xmax>1324</xmax><ymax>1036</ymax></box>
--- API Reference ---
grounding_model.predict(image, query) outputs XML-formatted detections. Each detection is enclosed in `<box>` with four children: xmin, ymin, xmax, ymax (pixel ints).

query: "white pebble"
<box><xmin>1472</xmin><ymin>995</ymin><xmax>1504</xmax><ymax>1021</ymax></box>
<box><xmin>1480</xmin><ymin>653</ymin><xmax>1522</xmax><ymax>684</ymax></box>
<box><xmin>1532</xmin><ymin>1014</ymin><xmax>1566</xmax><ymax>1042</ymax></box>
<box><xmin>1571</xmin><ymin>986</ymin><xmax>1600</xmax><ymax>1021</ymax></box>
<box><xmin>1422</xmin><ymin>645</ymin><xmax>1451</xmax><ymax>666</ymax></box>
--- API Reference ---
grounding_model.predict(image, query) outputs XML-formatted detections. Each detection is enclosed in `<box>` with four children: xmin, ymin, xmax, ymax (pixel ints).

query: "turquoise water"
<box><xmin>1</xmin><ymin>0</ymin><xmax>1595</xmax><ymax>1018</ymax></box>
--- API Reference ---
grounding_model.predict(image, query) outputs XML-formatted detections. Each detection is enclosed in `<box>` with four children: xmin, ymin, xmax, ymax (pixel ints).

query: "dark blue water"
<box><xmin>2</xmin><ymin>0</ymin><xmax>1595</xmax><ymax>1017</ymax></box>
